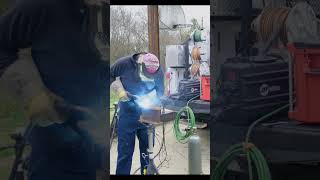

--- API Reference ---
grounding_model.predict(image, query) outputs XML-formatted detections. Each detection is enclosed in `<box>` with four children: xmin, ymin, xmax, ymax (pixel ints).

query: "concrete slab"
<box><xmin>110</xmin><ymin>121</ymin><xmax>210</xmax><ymax>175</ymax></box>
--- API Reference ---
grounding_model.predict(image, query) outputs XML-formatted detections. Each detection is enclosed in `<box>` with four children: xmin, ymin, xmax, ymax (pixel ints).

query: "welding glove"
<box><xmin>26</xmin><ymin>88</ymin><xmax>68</xmax><ymax>127</ymax></box>
<box><xmin>117</xmin><ymin>90</ymin><xmax>129</xmax><ymax>102</ymax></box>
<box><xmin>111</xmin><ymin>77</ymin><xmax>130</xmax><ymax>102</ymax></box>
<box><xmin>127</xmin><ymin>91</ymin><xmax>139</xmax><ymax>101</ymax></box>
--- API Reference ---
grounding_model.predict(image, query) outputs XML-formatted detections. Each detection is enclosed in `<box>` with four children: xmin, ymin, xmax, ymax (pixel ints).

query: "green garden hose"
<box><xmin>174</xmin><ymin>106</ymin><xmax>196</xmax><ymax>144</ymax></box>
<box><xmin>212</xmin><ymin>143</ymin><xmax>271</xmax><ymax>180</ymax></box>
<box><xmin>212</xmin><ymin>104</ymin><xmax>289</xmax><ymax>180</ymax></box>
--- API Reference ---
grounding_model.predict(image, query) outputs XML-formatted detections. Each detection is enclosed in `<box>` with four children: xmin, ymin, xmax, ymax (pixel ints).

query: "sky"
<box><xmin>181</xmin><ymin>5</ymin><xmax>210</xmax><ymax>29</ymax></box>
<box><xmin>112</xmin><ymin>5</ymin><xmax>210</xmax><ymax>30</ymax></box>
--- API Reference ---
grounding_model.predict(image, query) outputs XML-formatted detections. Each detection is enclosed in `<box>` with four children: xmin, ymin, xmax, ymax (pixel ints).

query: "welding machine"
<box><xmin>214</xmin><ymin>55</ymin><xmax>289</xmax><ymax>125</ymax></box>
<box><xmin>174</xmin><ymin>79</ymin><xmax>200</xmax><ymax>100</ymax></box>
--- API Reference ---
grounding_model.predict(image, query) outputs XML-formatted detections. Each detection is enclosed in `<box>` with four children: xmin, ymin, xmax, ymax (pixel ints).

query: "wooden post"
<box><xmin>147</xmin><ymin>6</ymin><xmax>162</xmax><ymax>68</ymax></box>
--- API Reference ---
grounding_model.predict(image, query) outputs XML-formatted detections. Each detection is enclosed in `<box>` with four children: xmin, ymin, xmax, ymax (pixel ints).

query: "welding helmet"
<box><xmin>136</xmin><ymin>53</ymin><xmax>158</xmax><ymax>92</ymax></box>
<box><xmin>141</xmin><ymin>53</ymin><xmax>160</xmax><ymax>78</ymax></box>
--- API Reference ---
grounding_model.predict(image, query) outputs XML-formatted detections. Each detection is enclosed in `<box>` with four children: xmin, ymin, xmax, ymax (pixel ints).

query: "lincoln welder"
<box><xmin>110</xmin><ymin>53</ymin><xmax>164</xmax><ymax>175</ymax></box>
<box><xmin>0</xmin><ymin>0</ymin><xmax>109</xmax><ymax>180</ymax></box>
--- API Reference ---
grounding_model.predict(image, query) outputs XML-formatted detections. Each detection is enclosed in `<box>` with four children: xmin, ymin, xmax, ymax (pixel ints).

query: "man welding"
<box><xmin>110</xmin><ymin>52</ymin><xmax>164</xmax><ymax>175</ymax></box>
<box><xmin>0</xmin><ymin>0</ymin><xmax>108</xmax><ymax>179</ymax></box>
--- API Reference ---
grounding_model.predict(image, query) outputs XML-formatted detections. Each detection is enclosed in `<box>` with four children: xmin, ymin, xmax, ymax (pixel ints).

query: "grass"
<box><xmin>0</xmin><ymin>0</ymin><xmax>10</xmax><ymax>13</ymax></box>
<box><xmin>110</xmin><ymin>91</ymin><xmax>118</xmax><ymax>124</ymax></box>
<box><xmin>0</xmin><ymin>3</ymin><xmax>25</xmax><ymax>178</ymax></box>
<box><xmin>0</xmin><ymin>88</ymin><xmax>28</xmax><ymax>180</ymax></box>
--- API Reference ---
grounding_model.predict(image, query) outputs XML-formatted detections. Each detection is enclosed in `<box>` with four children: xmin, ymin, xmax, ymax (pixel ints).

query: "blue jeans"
<box><xmin>115</xmin><ymin>101</ymin><xmax>149</xmax><ymax>175</ymax></box>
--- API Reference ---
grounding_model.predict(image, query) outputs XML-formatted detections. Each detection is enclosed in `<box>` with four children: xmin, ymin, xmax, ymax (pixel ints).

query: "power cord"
<box><xmin>133</xmin><ymin>121</ymin><xmax>168</xmax><ymax>175</ymax></box>
<box><xmin>133</xmin><ymin>94</ymin><xmax>200</xmax><ymax>174</ymax></box>
<box><xmin>173</xmin><ymin>95</ymin><xmax>199</xmax><ymax>144</ymax></box>
<box><xmin>212</xmin><ymin>104</ymin><xmax>289</xmax><ymax>180</ymax></box>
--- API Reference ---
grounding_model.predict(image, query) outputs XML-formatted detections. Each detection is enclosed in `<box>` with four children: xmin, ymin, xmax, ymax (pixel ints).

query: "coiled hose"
<box><xmin>212</xmin><ymin>143</ymin><xmax>271</xmax><ymax>180</ymax></box>
<box><xmin>211</xmin><ymin>104</ymin><xmax>289</xmax><ymax>180</ymax></box>
<box><xmin>173</xmin><ymin>106</ymin><xmax>196</xmax><ymax>144</ymax></box>
<box><xmin>258</xmin><ymin>6</ymin><xmax>290</xmax><ymax>45</ymax></box>
<box><xmin>191</xmin><ymin>46</ymin><xmax>202</xmax><ymax>61</ymax></box>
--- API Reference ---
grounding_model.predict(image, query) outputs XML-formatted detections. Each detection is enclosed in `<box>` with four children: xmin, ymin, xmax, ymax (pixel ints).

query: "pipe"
<box><xmin>239</xmin><ymin>0</ymin><xmax>252</xmax><ymax>56</ymax></box>
<box><xmin>288</xmin><ymin>52</ymin><xmax>294</xmax><ymax>112</ymax></box>
<box><xmin>182</xmin><ymin>38</ymin><xmax>191</xmax><ymax>79</ymax></box>
<box><xmin>147</xmin><ymin>125</ymin><xmax>154</xmax><ymax>159</ymax></box>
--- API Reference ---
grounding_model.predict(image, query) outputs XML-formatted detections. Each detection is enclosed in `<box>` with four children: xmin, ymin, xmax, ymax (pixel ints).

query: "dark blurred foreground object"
<box><xmin>0</xmin><ymin>0</ymin><xmax>109</xmax><ymax>179</ymax></box>
<box><xmin>0</xmin><ymin>101</ymin><xmax>105</xmax><ymax>180</ymax></box>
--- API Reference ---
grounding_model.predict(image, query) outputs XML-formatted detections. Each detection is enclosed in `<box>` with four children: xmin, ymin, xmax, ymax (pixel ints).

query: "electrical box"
<box><xmin>165</xmin><ymin>45</ymin><xmax>186</xmax><ymax>68</ymax></box>
<box><xmin>167</xmin><ymin>67</ymin><xmax>185</xmax><ymax>95</ymax></box>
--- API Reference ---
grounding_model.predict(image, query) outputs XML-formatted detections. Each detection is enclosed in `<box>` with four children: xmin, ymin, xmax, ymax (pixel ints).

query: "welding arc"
<box><xmin>258</xmin><ymin>6</ymin><xmax>290</xmax><ymax>45</ymax></box>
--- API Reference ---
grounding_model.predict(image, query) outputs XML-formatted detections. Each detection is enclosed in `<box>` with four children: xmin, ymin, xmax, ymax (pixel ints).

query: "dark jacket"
<box><xmin>0</xmin><ymin>0</ymin><xmax>108</xmax><ymax>109</ymax></box>
<box><xmin>110</xmin><ymin>53</ymin><xmax>164</xmax><ymax>100</ymax></box>
<box><xmin>0</xmin><ymin>0</ymin><xmax>108</xmax><ymax>177</ymax></box>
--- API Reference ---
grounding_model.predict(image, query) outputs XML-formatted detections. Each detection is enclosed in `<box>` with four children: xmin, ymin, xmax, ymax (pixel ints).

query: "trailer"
<box><xmin>210</xmin><ymin>0</ymin><xmax>320</xmax><ymax>179</ymax></box>
<box><xmin>161</xmin><ymin>27</ymin><xmax>211</xmax><ymax>125</ymax></box>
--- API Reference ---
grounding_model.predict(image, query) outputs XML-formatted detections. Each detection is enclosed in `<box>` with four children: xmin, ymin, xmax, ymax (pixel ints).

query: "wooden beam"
<box><xmin>147</xmin><ymin>6</ymin><xmax>161</xmax><ymax>66</ymax></box>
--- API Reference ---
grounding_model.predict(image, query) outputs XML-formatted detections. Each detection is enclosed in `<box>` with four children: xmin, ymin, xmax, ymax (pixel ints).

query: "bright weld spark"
<box><xmin>136</xmin><ymin>96</ymin><xmax>153</xmax><ymax>109</ymax></box>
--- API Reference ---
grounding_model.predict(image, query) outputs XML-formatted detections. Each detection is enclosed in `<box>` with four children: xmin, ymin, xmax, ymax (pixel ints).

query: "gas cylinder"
<box><xmin>188</xmin><ymin>133</ymin><xmax>202</xmax><ymax>174</ymax></box>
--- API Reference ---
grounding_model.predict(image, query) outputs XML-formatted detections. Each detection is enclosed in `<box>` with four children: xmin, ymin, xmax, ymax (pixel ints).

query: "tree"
<box><xmin>110</xmin><ymin>6</ymin><xmax>148</xmax><ymax>64</ymax></box>
<box><xmin>179</xmin><ymin>18</ymin><xmax>202</xmax><ymax>41</ymax></box>
<box><xmin>110</xmin><ymin>6</ymin><xmax>202</xmax><ymax>70</ymax></box>
<box><xmin>190</xmin><ymin>18</ymin><xmax>202</xmax><ymax>31</ymax></box>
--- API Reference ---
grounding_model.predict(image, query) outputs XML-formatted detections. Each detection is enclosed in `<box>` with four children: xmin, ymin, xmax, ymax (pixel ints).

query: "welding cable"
<box><xmin>174</xmin><ymin>106</ymin><xmax>196</xmax><ymax>144</ymax></box>
<box><xmin>156</xmin><ymin>122</ymin><xmax>169</xmax><ymax>170</ymax></box>
<box><xmin>211</xmin><ymin>143</ymin><xmax>271</xmax><ymax>180</ymax></box>
<box><xmin>133</xmin><ymin>122</ymin><xmax>168</xmax><ymax>175</ymax></box>
<box><xmin>154</xmin><ymin>122</ymin><xmax>166</xmax><ymax>159</ymax></box>
<box><xmin>191</xmin><ymin>47</ymin><xmax>201</xmax><ymax>61</ymax></box>
<box><xmin>258</xmin><ymin>7</ymin><xmax>290</xmax><ymax>46</ymax></box>
<box><xmin>190</xmin><ymin>61</ymin><xmax>201</xmax><ymax>77</ymax></box>
<box><xmin>211</xmin><ymin>104</ymin><xmax>289</xmax><ymax>180</ymax></box>
<box><xmin>173</xmin><ymin>95</ymin><xmax>198</xmax><ymax>143</ymax></box>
